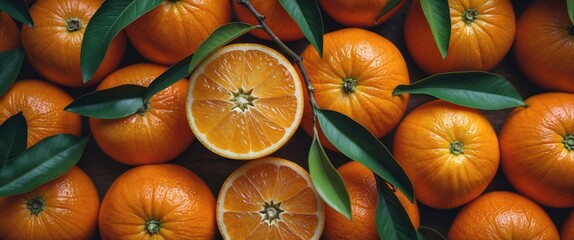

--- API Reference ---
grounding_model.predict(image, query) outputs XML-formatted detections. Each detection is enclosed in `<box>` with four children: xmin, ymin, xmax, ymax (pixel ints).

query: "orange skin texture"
<box><xmin>448</xmin><ymin>191</ymin><xmax>560</xmax><ymax>240</ymax></box>
<box><xmin>0</xmin><ymin>79</ymin><xmax>82</xmax><ymax>147</ymax></box>
<box><xmin>322</xmin><ymin>161</ymin><xmax>419</xmax><ymax>240</ymax></box>
<box><xmin>562</xmin><ymin>209</ymin><xmax>574</xmax><ymax>240</ymax></box>
<box><xmin>89</xmin><ymin>63</ymin><xmax>193</xmax><ymax>166</ymax></box>
<box><xmin>392</xmin><ymin>100</ymin><xmax>499</xmax><ymax>209</ymax></box>
<box><xmin>404</xmin><ymin>0</ymin><xmax>516</xmax><ymax>74</ymax></box>
<box><xmin>0</xmin><ymin>166</ymin><xmax>100</xmax><ymax>240</ymax></box>
<box><xmin>319</xmin><ymin>0</ymin><xmax>407</xmax><ymax>27</ymax></box>
<box><xmin>98</xmin><ymin>164</ymin><xmax>216</xmax><ymax>240</ymax></box>
<box><xmin>233</xmin><ymin>0</ymin><xmax>304</xmax><ymax>41</ymax></box>
<box><xmin>514</xmin><ymin>0</ymin><xmax>574</xmax><ymax>92</ymax></box>
<box><xmin>0</xmin><ymin>12</ymin><xmax>20</xmax><ymax>51</ymax></box>
<box><xmin>125</xmin><ymin>0</ymin><xmax>231</xmax><ymax>65</ymax></box>
<box><xmin>299</xmin><ymin>28</ymin><xmax>409</xmax><ymax>152</ymax></box>
<box><xmin>20</xmin><ymin>0</ymin><xmax>126</xmax><ymax>87</ymax></box>
<box><xmin>499</xmin><ymin>92</ymin><xmax>574</xmax><ymax>208</ymax></box>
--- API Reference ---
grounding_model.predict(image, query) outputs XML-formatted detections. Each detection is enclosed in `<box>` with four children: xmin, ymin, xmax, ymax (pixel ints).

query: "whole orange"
<box><xmin>319</xmin><ymin>0</ymin><xmax>406</xmax><ymax>27</ymax></box>
<box><xmin>562</xmin><ymin>209</ymin><xmax>574</xmax><ymax>240</ymax></box>
<box><xmin>0</xmin><ymin>12</ymin><xmax>19</xmax><ymax>51</ymax></box>
<box><xmin>322</xmin><ymin>161</ymin><xmax>419</xmax><ymax>240</ymax></box>
<box><xmin>125</xmin><ymin>0</ymin><xmax>231</xmax><ymax>65</ymax></box>
<box><xmin>90</xmin><ymin>63</ymin><xmax>193</xmax><ymax>166</ymax></box>
<box><xmin>299</xmin><ymin>28</ymin><xmax>409</xmax><ymax>152</ymax></box>
<box><xmin>448</xmin><ymin>191</ymin><xmax>560</xmax><ymax>240</ymax></box>
<box><xmin>514</xmin><ymin>0</ymin><xmax>574</xmax><ymax>92</ymax></box>
<box><xmin>20</xmin><ymin>0</ymin><xmax>126</xmax><ymax>87</ymax></box>
<box><xmin>0</xmin><ymin>79</ymin><xmax>82</xmax><ymax>147</ymax></box>
<box><xmin>233</xmin><ymin>0</ymin><xmax>305</xmax><ymax>41</ymax></box>
<box><xmin>404</xmin><ymin>0</ymin><xmax>515</xmax><ymax>74</ymax></box>
<box><xmin>98</xmin><ymin>164</ymin><xmax>216</xmax><ymax>239</ymax></box>
<box><xmin>499</xmin><ymin>92</ymin><xmax>574</xmax><ymax>208</ymax></box>
<box><xmin>0</xmin><ymin>166</ymin><xmax>100</xmax><ymax>239</ymax></box>
<box><xmin>392</xmin><ymin>100</ymin><xmax>499</xmax><ymax>209</ymax></box>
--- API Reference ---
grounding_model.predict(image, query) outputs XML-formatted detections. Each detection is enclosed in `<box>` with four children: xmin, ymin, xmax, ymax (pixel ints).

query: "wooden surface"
<box><xmin>16</xmin><ymin>0</ymin><xmax>571</xmax><ymax>238</ymax></box>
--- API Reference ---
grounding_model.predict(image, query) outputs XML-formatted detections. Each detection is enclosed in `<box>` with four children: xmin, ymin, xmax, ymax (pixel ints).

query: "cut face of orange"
<box><xmin>186</xmin><ymin>43</ymin><xmax>304</xmax><ymax>160</ymax></box>
<box><xmin>216</xmin><ymin>157</ymin><xmax>324</xmax><ymax>239</ymax></box>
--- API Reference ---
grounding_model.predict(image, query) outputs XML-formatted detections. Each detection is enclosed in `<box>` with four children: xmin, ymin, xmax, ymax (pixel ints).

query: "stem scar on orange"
<box><xmin>319</xmin><ymin>0</ymin><xmax>407</xmax><ymax>28</ymax></box>
<box><xmin>499</xmin><ymin>92</ymin><xmax>574</xmax><ymax>208</ymax></box>
<box><xmin>89</xmin><ymin>63</ymin><xmax>193</xmax><ymax>166</ymax></box>
<box><xmin>299</xmin><ymin>28</ymin><xmax>409</xmax><ymax>152</ymax></box>
<box><xmin>0</xmin><ymin>12</ymin><xmax>20</xmax><ymax>51</ymax></box>
<box><xmin>404</xmin><ymin>0</ymin><xmax>516</xmax><ymax>74</ymax></box>
<box><xmin>20</xmin><ymin>0</ymin><xmax>126</xmax><ymax>87</ymax></box>
<box><xmin>186</xmin><ymin>43</ymin><xmax>304</xmax><ymax>160</ymax></box>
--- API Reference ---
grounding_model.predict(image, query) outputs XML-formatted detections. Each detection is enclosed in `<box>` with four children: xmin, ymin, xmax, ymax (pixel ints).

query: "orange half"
<box><xmin>216</xmin><ymin>157</ymin><xmax>325</xmax><ymax>239</ymax></box>
<box><xmin>186</xmin><ymin>43</ymin><xmax>304</xmax><ymax>160</ymax></box>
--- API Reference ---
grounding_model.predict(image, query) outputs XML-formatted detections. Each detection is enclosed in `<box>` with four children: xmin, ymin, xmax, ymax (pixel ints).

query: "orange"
<box><xmin>562</xmin><ymin>209</ymin><xmax>574</xmax><ymax>240</ymax></box>
<box><xmin>392</xmin><ymin>100</ymin><xmax>499</xmax><ymax>209</ymax></box>
<box><xmin>0</xmin><ymin>166</ymin><xmax>100</xmax><ymax>239</ymax></box>
<box><xmin>0</xmin><ymin>12</ymin><xmax>19</xmax><ymax>51</ymax></box>
<box><xmin>20</xmin><ymin>0</ymin><xmax>126</xmax><ymax>87</ymax></box>
<box><xmin>404</xmin><ymin>0</ymin><xmax>515</xmax><ymax>74</ymax></box>
<box><xmin>125</xmin><ymin>0</ymin><xmax>231</xmax><ymax>65</ymax></box>
<box><xmin>216</xmin><ymin>157</ymin><xmax>324</xmax><ymax>239</ymax></box>
<box><xmin>319</xmin><ymin>0</ymin><xmax>407</xmax><ymax>27</ymax></box>
<box><xmin>299</xmin><ymin>28</ymin><xmax>409</xmax><ymax>152</ymax></box>
<box><xmin>322</xmin><ymin>161</ymin><xmax>419</xmax><ymax>240</ymax></box>
<box><xmin>514</xmin><ymin>0</ymin><xmax>574</xmax><ymax>92</ymax></box>
<box><xmin>98</xmin><ymin>164</ymin><xmax>216</xmax><ymax>239</ymax></box>
<box><xmin>448</xmin><ymin>191</ymin><xmax>560</xmax><ymax>239</ymax></box>
<box><xmin>186</xmin><ymin>43</ymin><xmax>304</xmax><ymax>160</ymax></box>
<box><xmin>0</xmin><ymin>79</ymin><xmax>82</xmax><ymax>147</ymax></box>
<box><xmin>233</xmin><ymin>0</ymin><xmax>305</xmax><ymax>41</ymax></box>
<box><xmin>499</xmin><ymin>92</ymin><xmax>574</xmax><ymax>208</ymax></box>
<box><xmin>89</xmin><ymin>63</ymin><xmax>193</xmax><ymax>166</ymax></box>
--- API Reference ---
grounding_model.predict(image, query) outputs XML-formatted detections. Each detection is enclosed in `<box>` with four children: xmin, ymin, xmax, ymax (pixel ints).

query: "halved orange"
<box><xmin>216</xmin><ymin>157</ymin><xmax>324</xmax><ymax>239</ymax></box>
<box><xmin>186</xmin><ymin>43</ymin><xmax>304</xmax><ymax>160</ymax></box>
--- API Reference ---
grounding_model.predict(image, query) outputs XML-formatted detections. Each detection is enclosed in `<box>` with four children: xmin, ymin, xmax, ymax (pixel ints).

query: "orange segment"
<box><xmin>217</xmin><ymin>157</ymin><xmax>324</xmax><ymax>240</ymax></box>
<box><xmin>187</xmin><ymin>43</ymin><xmax>303</xmax><ymax>160</ymax></box>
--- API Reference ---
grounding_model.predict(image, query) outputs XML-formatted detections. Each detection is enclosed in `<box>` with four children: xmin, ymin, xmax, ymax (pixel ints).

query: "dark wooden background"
<box><xmin>15</xmin><ymin>0</ymin><xmax>571</xmax><ymax>238</ymax></box>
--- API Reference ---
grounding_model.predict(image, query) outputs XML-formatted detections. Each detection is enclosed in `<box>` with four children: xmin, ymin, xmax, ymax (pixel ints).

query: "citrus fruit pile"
<box><xmin>0</xmin><ymin>0</ymin><xmax>572</xmax><ymax>239</ymax></box>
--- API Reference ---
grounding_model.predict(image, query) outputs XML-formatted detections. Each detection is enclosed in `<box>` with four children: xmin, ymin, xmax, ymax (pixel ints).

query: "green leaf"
<box><xmin>374</xmin><ymin>0</ymin><xmax>402</xmax><ymax>23</ymax></box>
<box><xmin>145</xmin><ymin>22</ymin><xmax>255</xmax><ymax>102</ymax></box>
<box><xmin>0</xmin><ymin>134</ymin><xmax>89</xmax><ymax>197</ymax></box>
<box><xmin>417</xmin><ymin>226</ymin><xmax>447</xmax><ymax>240</ymax></box>
<box><xmin>308</xmin><ymin>133</ymin><xmax>352</xmax><ymax>220</ymax></box>
<box><xmin>375</xmin><ymin>177</ymin><xmax>417</xmax><ymax>240</ymax></box>
<box><xmin>315</xmin><ymin>108</ymin><xmax>414</xmax><ymax>203</ymax></box>
<box><xmin>65</xmin><ymin>84</ymin><xmax>146</xmax><ymax>119</ymax></box>
<box><xmin>0</xmin><ymin>0</ymin><xmax>33</xmax><ymax>27</ymax></box>
<box><xmin>278</xmin><ymin>0</ymin><xmax>323</xmax><ymax>56</ymax></box>
<box><xmin>0</xmin><ymin>112</ymin><xmax>27</xmax><ymax>168</ymax></box>
<box><xmin>420</xmin><ymin>0</ymin><xmax>450</xmax><ymax>58</ymax></box>
<box><xmin>568</xmin><ymin>0</ymin><xmax>574</xmax><ymax>25</ymax></box>
<box><xmin>393</xmin><ymin>71</ymin><xmax>525</xmax><ymax>110</ymax></box>
<box><xmin>81</xmin><ymin>0</ymin><xmax>162</xmax><ymax>83</ymax></box>
<box><xmin>0</xmin><ymin>48</ymin><xmax>25</xmax><ymax>97</ymax></box>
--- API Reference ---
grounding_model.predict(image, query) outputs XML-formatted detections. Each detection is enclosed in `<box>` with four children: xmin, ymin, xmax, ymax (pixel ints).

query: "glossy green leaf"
<box><xmin>568</xmin><ymin>0</ymin><xmax>574</xmax><ymax>25</ymax></box>
<box><xmin>375</xmin><ymin>177</ymin><xmax>417</xmax><ymax>240</ymax></box>
<box><xmin>420</xmin><ymin>0</ymin><xmax>450</xmax><ymax>58</ymax></box>
<box><xmin>0</xmin><ymin>0</ymin><xmax>33</xmax><ymax>27</ymax></box>
<box><xmin>0</xmin><ymin>48</ymin><xmax>25</xmax><ymax>97</ymax></box>
<box><xmin>315</xmin><ymin>108</ymin><xmax>414</xmax><ymax>203</ymax></box>
<box><xmin>393</xmin><ymin>71</ymin><xmax>525</xmax><ymax>110</ymax></box>
<box><xmin>145</xmin><ymin>22</ymin><xmax>255</xmax><ymax>101</ymax></box>
<box><xmin>0</xmin><ymin>134</ymin><xmax>89</xmax><ymax>197</ymax></box>
<box><xmin>279</xmin><ymin>0</ymin><xmax>323</xmax><ymax>56</ymax></box>
<box><xmin>417</xmin><ymin>226</ymin><xmax>447</xmax><ymax>240</ymax></box>
<box><xmin>0</xmin><ymin>112</ymin><xmax>27</xmax><ymax>169</ymax></box>
<box><xmin>65</xmin><ymin>84</ymin><xmax>146</xmax><ymax>119</ymax></box>
<box><xmin>308</xmin><ymin>133</ymin><xmax>352</xmax><ymax>220</ymax></box>
<box><xmin>81</xmin><ymin>0</ymin><xmax>162</xmax><ymax>83</ymax></box>
<box><xmin>374</xmin><ymin>0</ymin><xmax>402</xmax><ymax>23</ymax></box>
